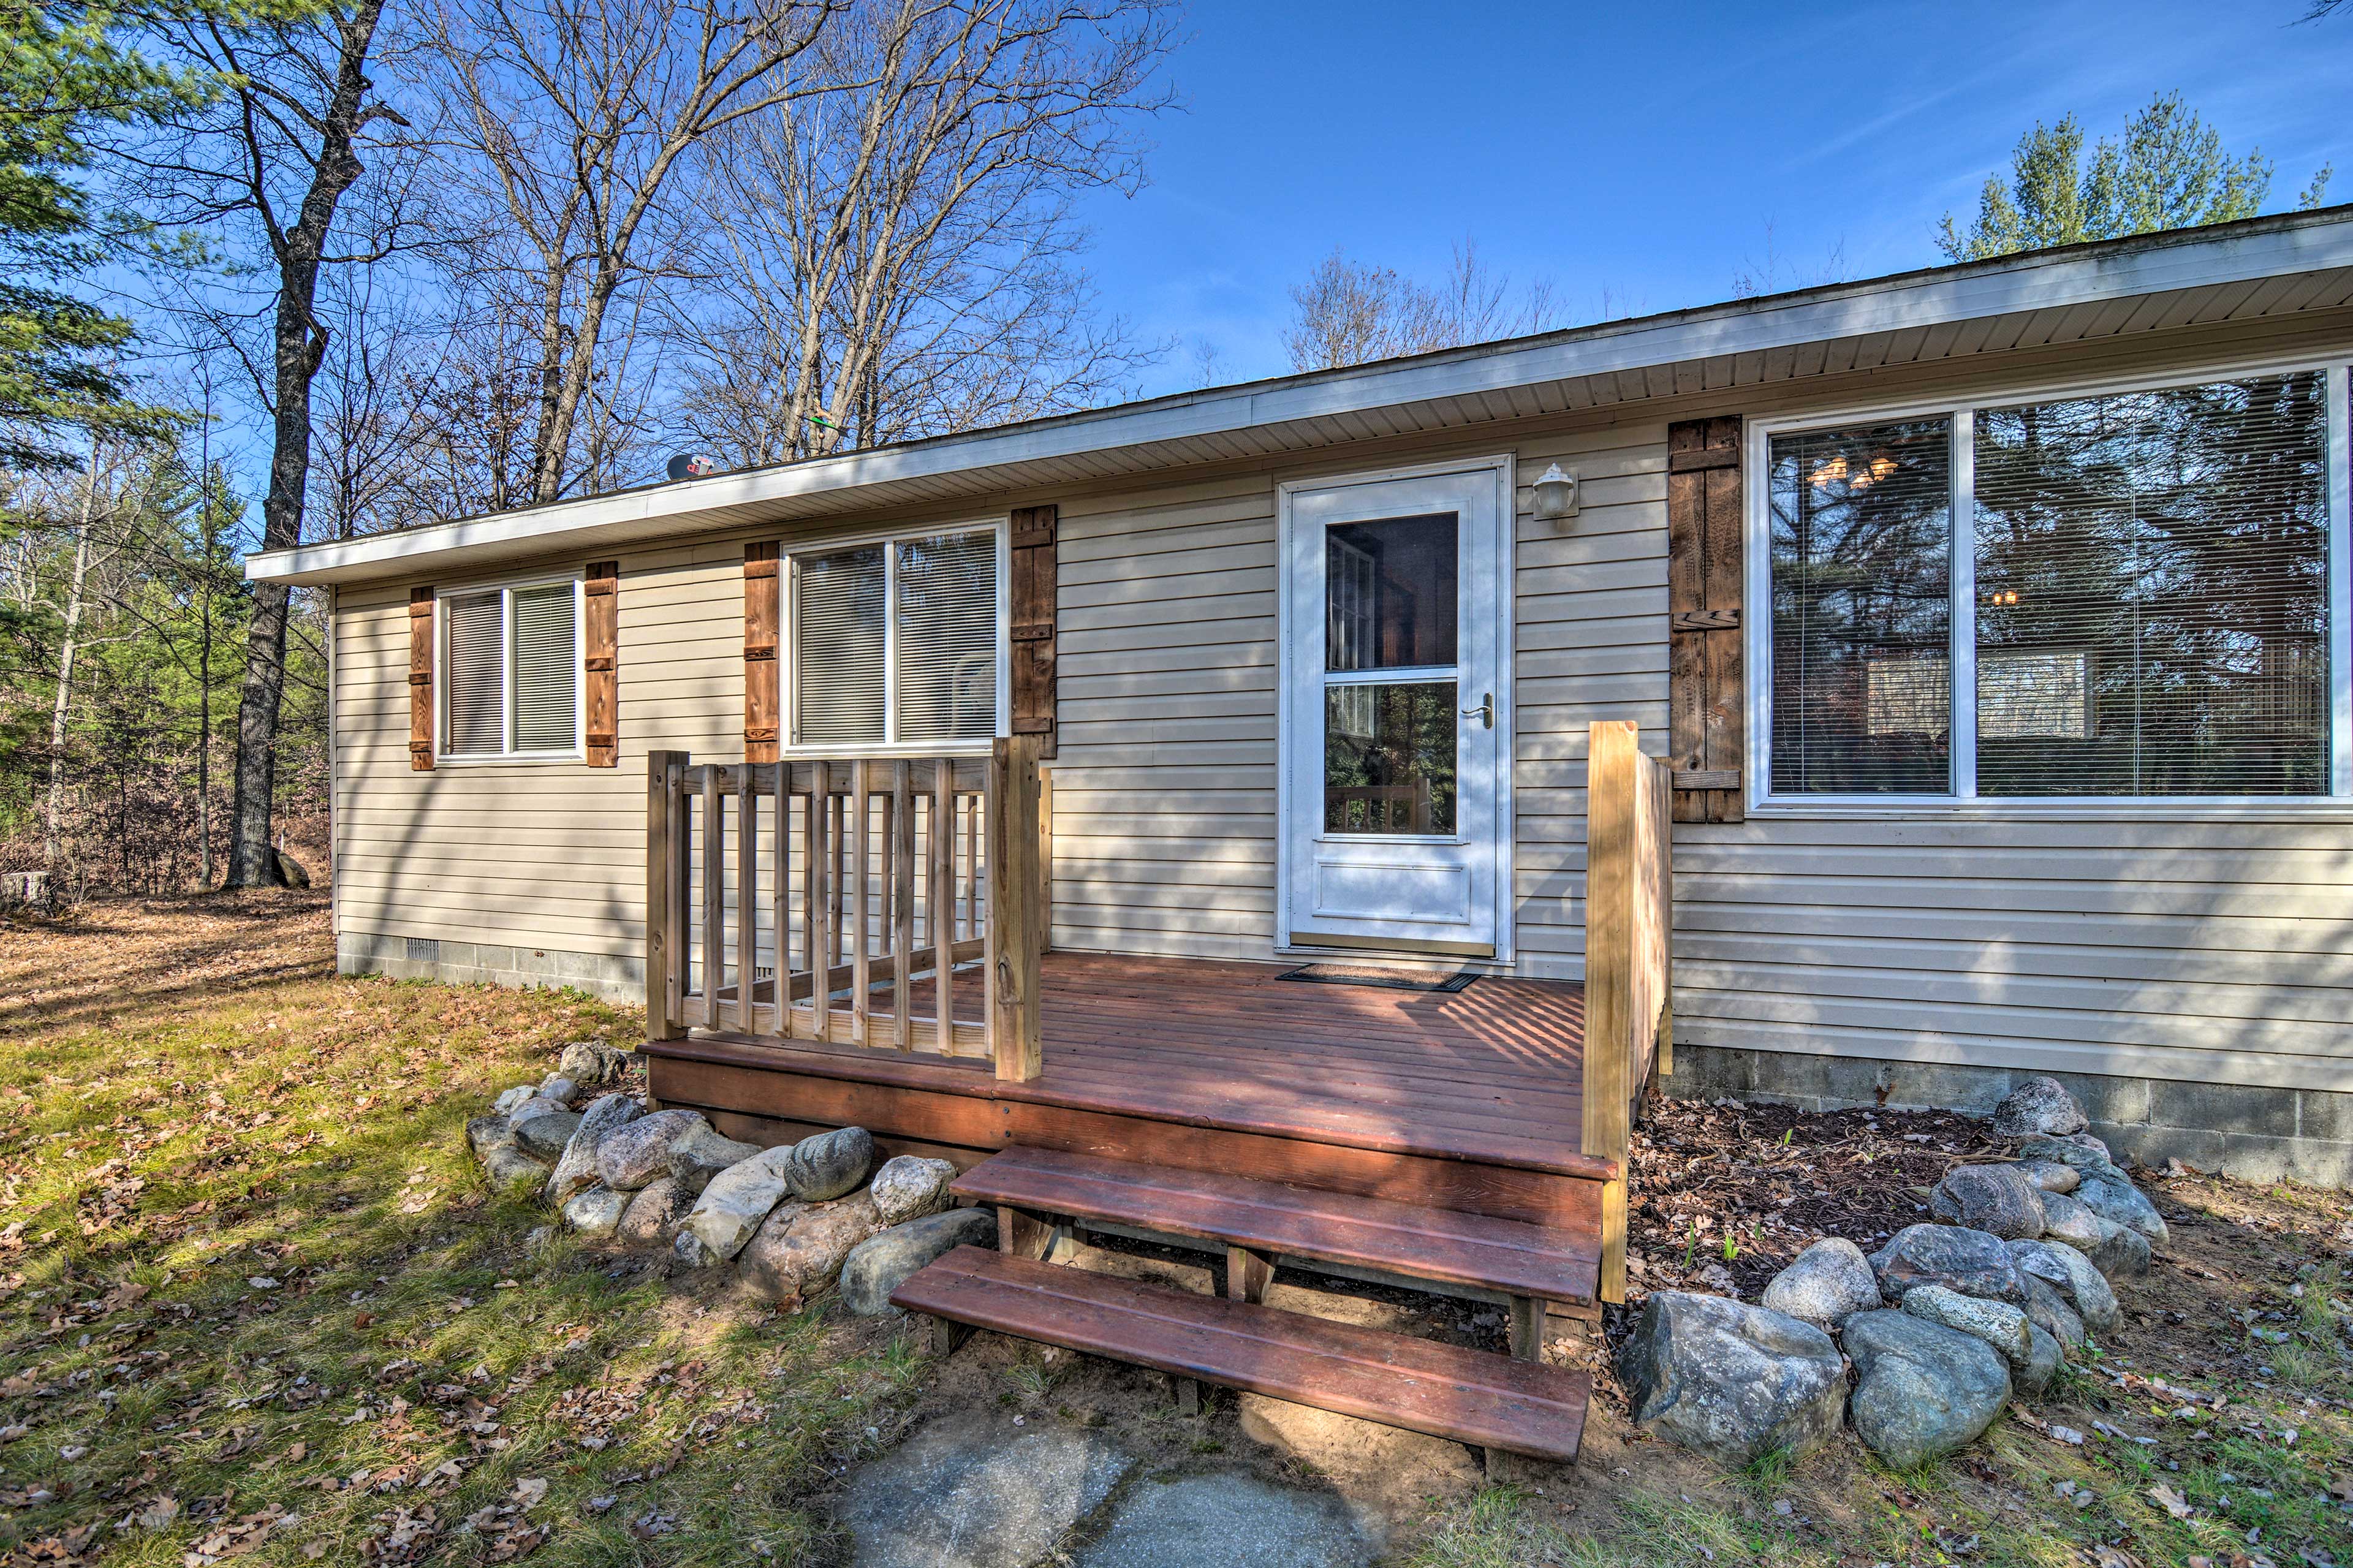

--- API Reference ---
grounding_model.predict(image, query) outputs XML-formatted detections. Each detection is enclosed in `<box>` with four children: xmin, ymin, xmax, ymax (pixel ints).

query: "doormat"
<box><xmin>1275</xmin><ymin>963</ymin><xmax>1477</xmax><ymax>994</ymax></box>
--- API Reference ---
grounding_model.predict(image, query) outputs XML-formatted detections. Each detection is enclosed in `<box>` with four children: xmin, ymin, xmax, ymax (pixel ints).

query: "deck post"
<box><xmin>646</xmin><ymin>750</ymin><xmax>688</xmax><ymax>1042</ymax></box>
<box><xmin>989</xmin><ymin>735</ymin><xmax>1045</xmax><ymax>1081</ymax></box>
<box><xmin>1583</xmin><ymin>720</ymin><xmax>1672</xmax><ymax>1305</ymax></box>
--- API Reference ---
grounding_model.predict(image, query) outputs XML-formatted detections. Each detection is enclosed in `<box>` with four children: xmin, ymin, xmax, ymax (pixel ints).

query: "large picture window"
<box><xmin>440</xmin><ymin>579</ymin><xmax>582</xmax><ymax>759</ymax></box>
<box><xmin>1764</xmin><ymin>367</ymin><xmax>2336</xmax><ymax>801</ymax></box>
<box><xmin>790</xmin><ymin>526</ymin><xmax>1001</xmax><ymax>749</ymax></box>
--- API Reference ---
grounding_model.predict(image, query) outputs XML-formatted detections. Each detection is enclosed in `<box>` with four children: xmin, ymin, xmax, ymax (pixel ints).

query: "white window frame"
<box><xmin>434</xmin><ymin>573</ymin><xmax>587</xmax><ymax>764</ymax></box>
<box><xmin>1746</xmin><ymin>350</ymin><xmax>2353</xmax><ymax>819</ymax></box>
<box><xmin>782</xmin><ymin>517</ymin><xmax>1011</xmax><ymax>757</ymax></box>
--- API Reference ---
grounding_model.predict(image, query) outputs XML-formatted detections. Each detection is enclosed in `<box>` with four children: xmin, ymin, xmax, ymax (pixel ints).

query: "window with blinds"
<box><xmin>1764</xmin><ymin>366</ymin><xmax>2336</xmax><ymax>801</ymax></box>
<box><xmin>791</xmin><ymin>528</ymin><xmax>999</xmax><ymax>748</ymax></box>
<box><xmin>439</xmin><ymin>580</ymin><xmax>579</xmax><ymax>758</ymax></box>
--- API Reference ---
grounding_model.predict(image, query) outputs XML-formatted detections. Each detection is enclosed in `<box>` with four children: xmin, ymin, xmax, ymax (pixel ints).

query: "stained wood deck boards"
<box><xmin>892</xmin><ymin>1246</ymin><xmax>1591</xmax><ymax>1463</ymax></box>
<box><xmin>952</xmin><ymin>1146</ymin><xmax>1601</xmax><ymax>1303</ymax></box>
<box><xmin>656</xmin><ymin>950</ymin><xmax>1605</xmax><ymax>1181</ymax></box>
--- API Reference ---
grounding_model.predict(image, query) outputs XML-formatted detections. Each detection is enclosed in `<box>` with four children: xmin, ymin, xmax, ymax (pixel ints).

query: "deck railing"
<box><xmin>1582</xmin><ymin>719</ymin><xmax>1673</xmax><ymax>1303</ymax></box>
<box><xmin>644</xmin><ymin>735</ymin><xmax>1045</xmax><ymax>1081</ymax></box>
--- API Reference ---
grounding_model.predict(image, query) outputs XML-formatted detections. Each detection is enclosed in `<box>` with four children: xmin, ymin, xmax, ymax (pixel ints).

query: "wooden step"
<box><xmin>892</xmin><ymin>1246</ymin><xmax>1591</xmax><ymax>1463</ymax></box>
<box><xmin>951</xmin><ymin>1145</ymin><xmax>1600</xmax><ymax>1305</ymax></box>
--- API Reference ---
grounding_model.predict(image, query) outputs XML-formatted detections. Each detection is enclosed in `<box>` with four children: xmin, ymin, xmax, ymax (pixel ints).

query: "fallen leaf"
<box><xmin>2149</xmin><ymin>1482</ymin><xmax>2195</xmax><ymax>1520</ymax></box>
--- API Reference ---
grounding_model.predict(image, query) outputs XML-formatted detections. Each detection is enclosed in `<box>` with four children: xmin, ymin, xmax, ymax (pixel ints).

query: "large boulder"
<box><xmin>870</xmin><ymin>1157</ymin><xmax>960</xmax><ymax>1225</ymax></box>
<box><xmin>1613</xmin><ymin>1292</ymin><xmax>1849</xmax><ymax>1464</ymax></box>
<box><xmin>511</xmin><ymin>1110</ymin><xmax>582</xmax><ymax>1161</ymax></box>
<box><xmin>2013</xmin><ymin>1159</ymin><xmax>2080</xmax><ymax>1195</ymax></box>
<box><xmin>2022</xmin><ymin>1274</ymin><xmax>2085</xmax><ymax>1352</ymax></box>
<box><xmin>615</xmin><ymin>1177</ymin><xmax>694</xmax><ymax>1249</ymax></box>
<box><xmin>2008</xmin><ymin>1240</ymin><xmax>2121</xmax><ymax>1335</ymax></box>
<box><xmin>1759</xmin><ymin>1238</ymin><xmax>1882</xmax><ymax>1330</ymax></box>
<box><xmin>2034</xmin><ymin>1190</ymin><xmax>2108</xmax><ymax>1251</ymax></box>
<box><xmin>840</xmin><ymin>1208</ymin><xmax>999</xmax><ymax>1316</ymax></box>
<box><xmin>558</xmin><ymin>1040</ymin><xmax>632</xmax><ymax>1087</ymax></box>
<box><xmin>1843</xmin><ymin>1310</ymin><xmax>2012</xmax><ymax>1469</ymax></box>
<box><xmin>561</xmin><ymin>1184</ymin><xmax>630</xmax><ymax>1239</ymax></box>
<box><xmin>501</xmin><ymin>1094</ymin><xmax>567</xmax><ymax>1127</ymax></box>
<box><xmin>675</xmin><ymin>1146</ymin><xmax>796</xmax><ymax>1267</ymax></box>
<box><xmin>537</xmin><ymin>1074</ymin><xmax>577</xmax><ymax>1105</ymax></box>
<box><xmin>1991</xmin><ymin>1076</ymin><xmax>2088</xmax><ymax>1138</ymax></box>
<box><xmin>1900</xmin><ymin>1284</ymin><xmax>2033</xmax><ymax>1369</ymax></box>
<box><xmin>2075</xmin><ymin>1174</ymin><xmax>2168</xmax><ymax>1247</ymax></box>
<box><xmin>1869</xmin><ymin>1225</ymin><xmax>2026</xmax><ymax>1305</ymax></box>
<box><xmin>594</xmin><ymin>1110</ymin><xmax>709</xmax><ymax>1191</ymax></box>
<box><xmin>738</xmin><ymin>1194</ymin><xmax>884</xmax><ymax>1301</ymax></box>
<box><xmin>547</xmin><ymin>1093</ymin><xmax>646</xmax><ymax>1204</ymax></box>
<box><xmin>1929</xmin><ymin>1165</ymin><xmax>2047</xmax><ymax>1241</ymax></box>
<box><xmin>2078</xmin><ymin>1213</ymin><xmax>2151</xmax><ymax>1279</ymax></box>
<box><xmin>667</xmin><ymin>1124</ymin><xmax>763</xmax><ymax>1195</ymax></box>
<box><xmin>2018</xmin><ymin>1325</ymin><xmax>2063</xmax><ymax>1399</ymax></box>
<box><xmin>2017</xmin><ymin>1132</ymin><xmax>2118</xmax><ymax>1178</ymax></box>
<box><xmin>468</xmin><ymin>1115</ymin><xmax>552</xmax><ymax>1195</ymax></box>
<box><xmin>784</xmin><ymin>1126</ymin><xmax>876</xmax><ymax>1202</ymax></box>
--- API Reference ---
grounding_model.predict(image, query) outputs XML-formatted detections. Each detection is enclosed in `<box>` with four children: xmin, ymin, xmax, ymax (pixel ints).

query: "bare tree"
<box><xmin>659</xmin><ymin>0</ymin><xmax>1175</xmax><ymax>468</ymax></box>
<box><xmin>415</xmin><ymin>0</ymin><xmax>844</xmax><ymax>504</ymax></box>
<box><xmin>1282</xmin><ymin>240</ymin><xmax>1563</xmax><ymax>373</ymax></box>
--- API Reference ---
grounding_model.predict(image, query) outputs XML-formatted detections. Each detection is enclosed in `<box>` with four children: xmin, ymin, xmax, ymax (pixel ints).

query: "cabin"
<box><xmin>249</xmin><ymin>208</ymin><xmax>2353</xmax><ymax>1466</ymax></box>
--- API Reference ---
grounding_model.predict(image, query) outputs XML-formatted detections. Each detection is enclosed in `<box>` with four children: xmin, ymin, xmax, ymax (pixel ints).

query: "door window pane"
<box><xmin>1972</xmin><ymin>372</ymin><xmax>2328</xmax><ymax>796</ymax></box>
<box><xmin>1325</xmin><ymin>681</ymin><xmax>1456</xmax><ymax>834</ymax></box>
<box><xmin>1326</xmin><ymin>514</ymin><xmax>1458</xmax><ymax>671</ymax></box>
<box><xmin>795</xmin><ymin>545</ymin><xmax>887</xmax><ymax>745</ymax></box>
<box><xmin>1769</xmin><ymin>419</ymin><xmax>1953</xmax><ymax>793</ymax></box>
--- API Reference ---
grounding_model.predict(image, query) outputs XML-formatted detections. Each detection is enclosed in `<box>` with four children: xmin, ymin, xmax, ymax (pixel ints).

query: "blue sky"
<box><xmin>1083</xmin><ymin>0</ymin><xmax>2353</xmax><ymax>396</ymax></box>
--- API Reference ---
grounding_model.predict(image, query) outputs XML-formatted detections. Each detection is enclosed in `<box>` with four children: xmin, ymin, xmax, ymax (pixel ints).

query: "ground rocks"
<box><xmin>740</xmin><ymin>1194</ymin><xmax>884</xmax><ymax>1300</ymax></box>
<box><xmin>467</xmin><ymin>1114</ymin><xmax>514</xmax><ymax>1157</ymax></box>
<box><xmin>511</xmin><ymin>1111</ymin><xmax>581</xmax><ymax>1160</ymax></box>
<box><xmin>870</xmin><ymin>1156</ymin><xmax>960</xmax><ymax>1225</ymax></box>
<box><xmin>1759</xmin><ymin>1238</ymin><xmax>1882</xmax><ymax>1330</ymax></box>
<box><xmin>1991</xmin><ymin>1076</ymin><xmax>2088</xmax><ymax>1138</ymax></box>
<box><xmin>2013</xmin><ymin>1159</ymin><xmax>2081</xmax><ymax>1195</ymax></box>
<box><xmin>667</xmin><ymin>1124</ymin><xmax>762</xmax><ymax>1194</ymax></box>
<box><xmin>2035</xmin><ymin>1190</ymin><xmax>2108</xmax><ymax>1251</ymax></box>
<box><xmin>615</xmin><ymin>1177</ymin><xmax>693</xmax><ymax>1248</ymax></box>
<box><xmin>2009</xmin><ymin>1239</ymin><xmax>2121</xmax><ymax>1334</ymax></box>
<box><xmin>2022</xmin><ymin>1274</ymin><xmax>2085</xmax><ymax>1352</ymax></box>
<box><xmin>2019</xmin><ymin>1325</ymin><xmax>2063</xmax><ymax>1398</ymax></box>
<box><xmin>2018</xmin><ymin>1132</ymin><xmax>2116</xmax><ymax>1175</ymax></box>
<box><xmin>1614</xmin><ymin>1291</ymin><xmax>1848</xmax><ymax>1464</ymax></box>
<box><xmin>2078</xmin><ymin>1217</ymin><xmax>2151</xmax><ymax>1281</ymax></box>
<box><xmin>2075</xmin><ymin>1173</ymin><xmax>2169</xmax><ymax>1246</ymax></box>
<box><xmin>1929</xmin><ymin>1165</ymin><xmax>2048</xmax><ymax>1241</ymax></box>
<box><xmin>502</xmin><ymin>1094</ymin><xmax>567</xmax><ymax>1126</ymax></box>
<box><xmin>594</xmin><ymin>1110</ymin><xmax>708</xmax><ymax>1191</ymax></box>
<box><xmin>786</xmin><ymin>1126</ymin><xmax>876</xmax><ymax>1202</ymax></box>
<box><xmin>547</xmin><ymin>1093</ymin><xmax>646</xmax><ymax>1204</ymax></box>
<box><xmin>1843</xmin><ymin>1309</ymin><xmax>2012</xmax><ymax>1469</ymax></box>
<box><xmin>492</xmin><ymin>1086</ymin><xmax>538</xmax><ymax>1116</ymax></box>
<box><xmin>537</xmin><ymin>1074</ymin><xmax>576</xmax><ymax>1105</ymax></box>
<box><xmin>1900</xmin><ymin>1284</ymin><xmax>2033</xmax><ymax>1369</ymax></box>
<box><xmin>840</xmin><ymin>1207</ymin><xmax>998</xmax><ymax>1315</ymax></box>
<box><xmin>561</xmin><ymin>1184</ymin><xmax>630</xmax><ymax>1238</ymax></box>
<box><xmin>468</xmin><ymin>1115</ymin><xmax>553</xmax><ymax>1193</ymax></box>
<box><xmin>1869</xmin><ymin>1225</ymin><xmax>2026</xmax><ymax>1304</ymax></box>
<box><xmin>558</xmin><ymin>1040</ymin><xmax>632</xmax><ymax>1086</ymax></box>
<box><xmin>675</xmin><ymin>1146</ymin><xmax>797</xmax><ymax>1267</ymax></box>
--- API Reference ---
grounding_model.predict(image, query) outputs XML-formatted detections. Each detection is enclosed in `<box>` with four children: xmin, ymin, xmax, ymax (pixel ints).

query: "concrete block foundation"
<box><xmin>336</xmin><ymin>932</ymin><xmax>642</xmax><ymax>1005</ymax></box>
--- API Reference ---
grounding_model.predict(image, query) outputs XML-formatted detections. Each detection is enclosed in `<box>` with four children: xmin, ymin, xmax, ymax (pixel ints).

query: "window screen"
<box><xmin>1972</xmin><ymin>372</ymin><xmax>2328</xmax><ymax>796</ymax></box>
<box><xmin>1769</xmin><ymin>419</ymin><xmax>1954</xmax><ymax>794</ymax></box>
<box><xmin>895</xmin><ymin>532</ymin><xmax>998</xmax><ymax>742</ymax></box>
<box><xmin>510</xmin><ymin>581</ymin><xmax>578</xmax><ymax>753</ymax></box>
<box><xmin>794</xmin><ymin>545</ymin><xmax>888</xmax><ymax>745</ymax></box>
<box><xmin>443</xmin><ymin>590</ymin><xmax>506</xmax><ymax>756</ymax></box>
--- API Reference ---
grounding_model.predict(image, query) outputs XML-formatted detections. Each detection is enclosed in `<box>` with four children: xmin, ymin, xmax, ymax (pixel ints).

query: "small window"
<box><xmin>441</xmin><ymin>580</ymin><xmax>580</xmax><ymax>758</ymax></box>
<box><xmin>790</xmin><ymin>527</ymin><xmax>1000</xmax><ymax>748</ymax></box>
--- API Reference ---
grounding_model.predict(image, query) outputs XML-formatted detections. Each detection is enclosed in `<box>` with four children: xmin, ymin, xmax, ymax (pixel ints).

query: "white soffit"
<box><xmin>251</xmin><ymin>210</ymin><xmax>2353</xmax><ymax>586</ymax></box>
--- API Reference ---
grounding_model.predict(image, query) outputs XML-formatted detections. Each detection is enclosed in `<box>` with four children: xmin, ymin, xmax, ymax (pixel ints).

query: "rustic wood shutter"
<box><xmin>408</xmin><ymin>586</ymin><xmax>435</xmax><ymax>771</ymax></box>
<box><xmin>1009</xmin><ymin>505</ymin><xmax>1057</xmax><ymax>759</ymax></box>
<box><xmin>1667</xmin><ymin>417</ymin><xmax>1743</xmax><ymax>822</ymax></box>
<box><xmin>585</xmin><ymin>560</ymin><xmax>619</xmax><ymax>767</ymax></box>
<box><xmin>745</xmin><ymin>542</ymin><xmax>781</xmax><ymax>763</ymax></box>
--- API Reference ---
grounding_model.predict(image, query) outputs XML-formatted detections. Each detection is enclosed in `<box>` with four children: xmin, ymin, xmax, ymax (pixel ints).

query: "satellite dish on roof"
<box><xmin>666</xmin><ymin>453</ymin><xmax>716</xmax><ymax>481</ymax></box>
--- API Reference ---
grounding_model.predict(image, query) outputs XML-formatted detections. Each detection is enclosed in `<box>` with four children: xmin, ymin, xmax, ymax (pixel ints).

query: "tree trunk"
<box><xmin>224</xmin><ymin>0</ymin><xmax>390</xmax><ymax>889</ymax></box>
<box><xmin>43</xmin><ymin>453</ymin><xmax>99</xmax><ymax>876</ymax></box>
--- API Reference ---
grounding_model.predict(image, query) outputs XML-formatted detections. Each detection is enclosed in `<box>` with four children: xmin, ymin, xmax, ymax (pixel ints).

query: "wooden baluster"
<box><xmin>851</xmin><ymin>760</ymin><xmax>870</xmax><ymax>1047</ymax></box>
<box><xmin>980</xmin><ymin>759</ymin><xmax>999</xmax><ymax>1064</ymax></box>
<box><xmin>645</xmin><ymin>751</ymin><xmax>687</xmax><ymax>1041</ymax></box>
<box><xmin>701</xmin><ymin>764</ymin><xmax>722</xmax><ymax>1032</ymax></box>
<box><xmin>829</xmin><ymin>791</ymin><xmax>844</xmax><ymax>968</ymax></box>
<box><xmin>770</xmin><ymin>765</ymin><xmax>789</xmax><ymax>1038</ymax></box>
<box><xmin>737</xmin><ymin>763</ymin><xmax>757</xmax><ymax>1036</ymax></box>
<box><xmin>963</xmin><ymin>786</ymin><xmax>977</xmax><ymax>941</ymax></box>
<box><xmin>892</xmin><ymin>760</ymin><xmax>915</xmax><ymax>1051</ymax></box>
<box><xmin>932</xmin><ymin>757</ymin><xmax>955</xmax><ymax>1055</ymax></box>
<box><xmin>670</xmin><ymin>760</ymin><xmax>690</xmax><ymax>1026</ymax></box>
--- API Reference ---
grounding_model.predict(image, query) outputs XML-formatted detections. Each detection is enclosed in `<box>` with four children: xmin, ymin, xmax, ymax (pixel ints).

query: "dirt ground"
<box><xmin>1</xmin><ymin>894</ymin><xmax>2349</xmax><ymax>1567</ymax></box>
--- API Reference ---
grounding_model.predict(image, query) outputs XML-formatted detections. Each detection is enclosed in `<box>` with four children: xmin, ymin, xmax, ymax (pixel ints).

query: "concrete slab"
<box><xmin>836</xmin><ymin>1411</ymin><xmax>1133</xmax><ymax>1568</ymax></box>
<box><xmin>1074</xmin><ymin>1472</ymin><xmax>1376</xmax><ymax>1568</ymax></box>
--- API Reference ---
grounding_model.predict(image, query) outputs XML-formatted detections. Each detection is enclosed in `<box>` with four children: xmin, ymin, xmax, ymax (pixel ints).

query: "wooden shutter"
<box><xmin>585</xmin><ymin>561</ymin><xmax>619</xmax><ymax>767</ymax></box>
<box><xmin>408</xmin><ymin>586</ymin><xmax>435</xmax><ymax>771</ymax></box>
<box><xmin>1667</xmin><ymin>417</ymin><xmax>1743</xmax><ymax>822</ymax></box>
<box><xmin>1009</xmin><ymin>505</ymin><xmax>1057</xmax><ymax>759</ymax></box>
<box><xmin>745</xmin><ymin>542</ymin><xmax>781</xmax><ymax>763</ymax></box>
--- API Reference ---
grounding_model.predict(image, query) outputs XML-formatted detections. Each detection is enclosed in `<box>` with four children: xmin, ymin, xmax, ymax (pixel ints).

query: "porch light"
<box><xmin>1531</xmin><ymin>463</ymin><xmax>1580</xmax><ymax>524</ymax></box>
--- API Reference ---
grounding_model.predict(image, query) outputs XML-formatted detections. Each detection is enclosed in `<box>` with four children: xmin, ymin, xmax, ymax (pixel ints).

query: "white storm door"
<box><xmin>1279</xmin><ymin>460</ymin><xmax>1510</xmax><ymax>960</ymax></box>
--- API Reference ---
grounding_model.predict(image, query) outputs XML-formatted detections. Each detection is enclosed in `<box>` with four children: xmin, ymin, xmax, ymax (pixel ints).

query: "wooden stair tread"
<box><xmin>892</xmin><ymin>1247</ymin><xmax>1590</xmax><ymax>1463</ymax></box>
<box><xmin>953</xmin><ymin>1145</ymin><xmax>1599</xmax><ymax>1304</ymax></box>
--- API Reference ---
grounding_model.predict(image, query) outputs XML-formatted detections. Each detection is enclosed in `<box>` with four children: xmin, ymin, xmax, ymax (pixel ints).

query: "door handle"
<box><xmin>1460</xmin><ymin>692</ymin><xmax>1493</xmax><ymax>730</ymax></box>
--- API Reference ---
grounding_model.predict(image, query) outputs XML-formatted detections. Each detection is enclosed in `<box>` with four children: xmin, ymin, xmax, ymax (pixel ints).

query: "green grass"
<box><xmin>0</xmin><ymin>895</ymin><xmax>926</xmax><ymax>1565</ymax></box>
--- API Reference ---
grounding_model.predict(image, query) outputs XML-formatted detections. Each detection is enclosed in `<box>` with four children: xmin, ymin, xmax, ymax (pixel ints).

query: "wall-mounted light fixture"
<box><xmin>1531</xmin><ymin>462</ymin><xmax>1580</xmax><ymax>525</ymax></box>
